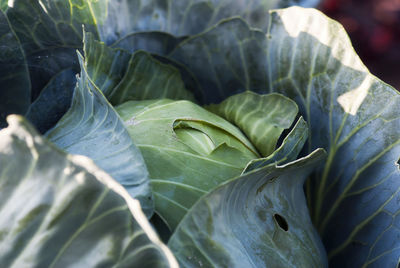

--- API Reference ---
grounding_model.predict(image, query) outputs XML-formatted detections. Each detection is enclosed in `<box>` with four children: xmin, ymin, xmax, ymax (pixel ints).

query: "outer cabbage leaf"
<box><xmin>116</xmin><ymin>98</ymin><xmax>259</xmax><ymax>230</ymax></box>
<box><xmin>268</xmin><ymin>8</ymin><xmax>400</xmax><ymax>267</ymax></box>
<box><xmin>0</xmin><ymin>115</ymin><xmax>178</xmax><ymax>268</ymax></box>
<box><xmin>0</xmin><ymin>10</ymin><xmax>30</xmax><ymax>128</ymax></box>
<box><xmin>99</xmin><ymin>0</ymin><xmax>320</xmax><ymax>40</ymax></box>
<box><xmin>169</xmin><ymin>18</ymin><xmax>269</xmax><ymax>103</ymax></box>
<box><xmin>169</xmin><ymin>149</ymin><xmax>328</xmax><ymax>268</ymax></box>
<box><xmin>111</xmin><ymin>31</ymin><xmax>186</xmax><ymax>56</ymax></box>
<box><xmin>83</xmin><ymin>32</ymin><xmax>195</xmax><ymax>104</ymax></box>
<box><xmin>6</xmin><ymin>0</ymin><xmax>102</xmax><ymax>53</ymax></box>
<box><xmin>4</xmin><ymin>0</ymin><xmax>105</xmax><ymax>132</ymax></box>
<box><xmin>5</xmin><ymin>0</ymin><xmax>101</xmax><ymax>100</ymax></box>
<box><xmin>167</xmin><ymin>7</ymin><xmax>400</xmax><ymax>267</ymax></box>
<box><xmin>108</xmin><ymin>51</ymin><xmax>195</xmax><ymax>105</ymax></box>
<box><xmin>26</xmin><ymin>69</ymin><xmax>76</xmax><ymax>134</ymax></box>
<box><xmin>163</xmin><ymin>0</ymin><xmax>321</xmax><ymax>36</ymax></box>
<box><xmin>83</xmin><ymin>32</ymin><xmax>132</xmax><ymax>96</ymax></box>
<box><xmin>2</xmin><ymin>0</ymin><xmax>318</xmax><ymax>129</ymax></box>
<box><xmin>45</xmin><ymin>53</ymin><xmax>153</xmax><ymax>217</ymax></box>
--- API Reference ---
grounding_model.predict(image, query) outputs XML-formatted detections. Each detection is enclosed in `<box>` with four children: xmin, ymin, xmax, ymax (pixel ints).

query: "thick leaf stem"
<box><xmin>314</xmin><ymin>147</ymin><xmax>336</xmax><ymax>227</ymax></box>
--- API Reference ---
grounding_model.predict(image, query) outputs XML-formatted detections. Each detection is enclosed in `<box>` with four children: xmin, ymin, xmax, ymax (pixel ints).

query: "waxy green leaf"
<box><xmin>83</xmin><ymin>32</ymin><xmax>132</xmax><ymax>97</ymax></box>
<box><xmin>168</xmin><ymin>7</ymin><xmax>400</xmax><ymax>266</ymax></box>
<box><xmin>108</xmin><ymin>51</ymin><xmax>195</xmax><ymax>105</ymax></box>
<box><xmin>45</xmin><ymin>53</ymin><xmax>153</xmax><ymax>217</ymax></box>
<box><xmin>83</xmin><ymin>31</ymin><xmax>195</xmax><ymax>104</ymax></box>
<box><xmin>208</xmin><ymin>91</ymin><xmax>298</xmax><ymax>156</ymax></box>
<box><xmin>95</xmin><ymin>0</ymin><xmax>320</xmax><ymax>42</ymax></box>
<box><xmin>0</xmin><ymin>115</ymin><xmax>177</xmax><ymax>268</ymax></box>
<box><xmin>169</xmin><ymin>18</ymin><xmax>269</xmax><ymax>103</ymax></box>
<box><xmin>111</xmin><ymin>31</ymin><xmax>186</xmax><ymax>56</ymax></box>
<box><xmin>268</xmin><ymin>8</ymin><xmax>400</xmax><ymax>267</ymax></box>
<box><xmin>26</xmin><ymin>68</ymin><xmax>76</xmax><ymax>134</ymax></box>
<box><xmin>245</xmin><ymin>117</ymin><xmax>309</xmax><ymax>172</ymax></box>
<box><xmin>2</xmin><ymin>0</ymin><xmax>320</xmax><ymax>126</ymax></box>
<box><xmin>5</xmin><ymin>0</ymin><xmax>100</xmax><ymax>100</ymax></box>
<box><xmin>116</xmin><ymin>98</ymin><xmax>259</xmax><ymax>230</ymax></box>
<box><xmin>169</xmin><ymin>149</ymin><xmax>328</xmax><ymax>268</ymax></box>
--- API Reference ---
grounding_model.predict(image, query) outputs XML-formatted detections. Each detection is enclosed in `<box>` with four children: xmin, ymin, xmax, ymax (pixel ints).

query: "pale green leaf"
<box><xmin>244</xmin><ymin>117</ymin><xmax>309</xmax><ymax>172</ymax></box>
<box><xmin>207</xmin><ymin>91</ymin><xmax>298</xmax><ymax>156</ymax></box>
<box><xmin>116</xmin><ymin>98</ymin><xmax>259</xmax><ymax>230</ymax></box>
<box><xmin>108</xmin><ymin>51</ymin><xmax>195</xmax><ymax>104</ymax></box>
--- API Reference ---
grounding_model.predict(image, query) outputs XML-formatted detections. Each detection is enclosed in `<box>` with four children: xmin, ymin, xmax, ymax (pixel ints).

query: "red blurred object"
<box><xmin>322</xmin><ymin>0</ymin><xmax>340</xmax><ymax>11</ymax></box>
<box><xmin>320</xmin><ymin>0</ymin><xmax>400</xmax><ymax>89</ymax></box>
<box><xmin>370</xmin><ymin>26</ymin><xmax>393</xmax><ymax>52</ymax></box>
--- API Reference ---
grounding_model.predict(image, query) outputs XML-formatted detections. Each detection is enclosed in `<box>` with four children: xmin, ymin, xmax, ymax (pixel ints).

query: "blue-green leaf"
<box><xmin>5</xmin><ymin>0</ymin><xmax>101</xmax><ymax>99</ymax></box>
<box><xmin>98</xmin><ymin>0</ymin><xmax>321</xmax><ymax>41</ymax></box>
<box><xmin>169</xmin><ymin>149</ymin><xmax>328</xmax><ymax>268</ymax></box>
<box><xmin>169</xmin><ymin>18</ymin><xmax>268</xmax><ymax>103</ymax></box>
<box><xmin>4</xmin><ymin>0</ymin><xmax>319</xmax><ymax>106</ymax></box>
<box><xmin>0</xmin><ymin>115</ymin><xmax>177</xmax><ymax>267</ymax></box>
<box><xmin>111</xmin><ymin>31</ymin><xmax>186</xmax><ymax>56</ymax></box>
<box><xmin>268</xmin><ymin>8</ymin><xmax>400</xmax><ymax>267</ymax></box>
<box><xmin>83</xmin><ymin>31</ymin><xmax>131</xmax><ymax>97</ymax></box>
<box><xmin>45</xmin><ymin>53</ymin><xmax>153</xmax><ymax>217</ymax></box>
<box><xmin>26</xmin><ymin>68</ymin><xmax>76</xmax><ymax>134</ymax></box>
<box><xmin>167</xmin><ymin>7</ymin><xmax>400</xmax><ymax>267</ymax></box>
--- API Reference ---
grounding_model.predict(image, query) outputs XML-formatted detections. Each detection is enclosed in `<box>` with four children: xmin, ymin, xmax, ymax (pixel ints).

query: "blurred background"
<box><xmin>319</xmin><ymin>0</ymin><xmax>400</xmax><ymax>90</ymax></box>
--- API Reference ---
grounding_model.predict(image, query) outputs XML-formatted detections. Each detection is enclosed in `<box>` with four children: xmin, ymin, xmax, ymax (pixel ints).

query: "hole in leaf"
<box><xmin>273</xmin><ymin>214</ymin><xmax>289</xmax><ymax>231</ymax></box>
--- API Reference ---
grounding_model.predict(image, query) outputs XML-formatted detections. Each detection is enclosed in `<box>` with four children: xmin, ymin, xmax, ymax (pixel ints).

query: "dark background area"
<box><xmin>319</xmin><ymin>0</ymin><xmax>400</xmax><ymax>90</ymax></box>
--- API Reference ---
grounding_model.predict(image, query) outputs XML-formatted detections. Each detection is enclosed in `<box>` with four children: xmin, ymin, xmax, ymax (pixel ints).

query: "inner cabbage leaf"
<box><xmin>116</xmin><ymin>91</ymin><xmax>302</xmax><ymax>230</ymax></box>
